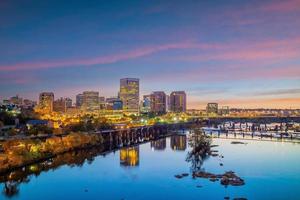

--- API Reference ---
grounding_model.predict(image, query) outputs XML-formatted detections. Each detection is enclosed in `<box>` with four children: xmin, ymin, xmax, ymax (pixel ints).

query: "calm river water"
<box><xmin>1</xmin><ymin>133</ymin><xmax>300</xmax><ymax>200</ymax></box>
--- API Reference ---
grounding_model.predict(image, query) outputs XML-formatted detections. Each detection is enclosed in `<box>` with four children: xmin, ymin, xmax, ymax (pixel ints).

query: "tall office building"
<box><xmin>206</xmin><ymin>103</ymin><xmax>218</xmax><ymax>115</ymax></box>
<box><xmin>76</xmin><ymin>94</ymin><xmax>84</xmax><ymax>108</ymax></box>
<box><xmin>65</xmin><ymin>98</ymin><xmax>72</xmax><ymax>108</ymax></box>
<box><xmin>53</xmin><ymin>97</ymin><xmax>67</xmax><ymax>113</ymax></box>
<box><xmin>39</xmin><ymin>92</ymin><xmax>54</xmax><ymax>113</ymax></box>
<box><xmin>170</xmin><ymin>91</ymin><xmax>187</xmax><ymax>113</ymax></box>
<box><xmin>119</xmin><ymin>78</ymin><xmax>139</xmax><ymax>115</ymax></box>
<box><xmin>150</xmin><ymin>91</ymin><xmax>167</xmax><ymax>114</ymax></box>
<box><xmin>82</xmin><ymin>91</ymin><xmax>99</xmax><ymax>111</ymax></box>
<box><xmin>141</xmin><ymin>95</ymin><xmax>151</xmax><ymax>114</ymax></box>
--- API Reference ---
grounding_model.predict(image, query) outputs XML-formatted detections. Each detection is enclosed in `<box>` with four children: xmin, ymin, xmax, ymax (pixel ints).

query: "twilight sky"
<box><xmin>0</xmin><ymin>0</ymin><xmax>300</xmax><ymax>109</ymax></box>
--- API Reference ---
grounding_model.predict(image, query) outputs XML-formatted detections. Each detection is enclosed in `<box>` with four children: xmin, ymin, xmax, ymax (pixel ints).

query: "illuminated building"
<box><xmin>120</xmin><ymin>146</ymin><xmax>139</xmax><ymax>166</ymax></box>
<box><xmin>39</xmin><ymin>92</ymin><xmax>54</xmax><ymax>113</ymax></box>
<box><xmin>170</xmin><ymin>135</ymin><xmax>187</xmax><ymax>151</ymax></box>
<box><xmin>170</xmin><ymin>91</ymin><xmax>186</xmax><ymax>113</ymax></box>
<box><xmin>82</xmin><ymin>91</ymin><xmax>99</xmax><ymax>111</ymax></box>
<box><xmin>206</xmin><ymin>103</ymin><xmax>218</xmax><ymax>115</ymax></box>
<box><xmin>141</xmin><ymin>95</ymin><xmax>151</xmax><ymax>114</ymax></box>
<box><xmin>150</xmin><ymin>91</ymin><xmax>166</xmax><ymax>114</ymax></box>
<box><xmin>106</xmin><ymin>97</ymin><xmax>123</xmax><ymax>110</ymax></box>
<box><xmin>76</xmin><ymin>94</ymin><xmax>84</xmax><ymax>108</ymax></box>
<box><xmin>151</xmin><ymin>138</ymin><xmax>166</xmax><ymax>150</ymax></box>
<box><xmin>53</xmin><ymin>98</ymin><xmax>67</xmax><ymax>113</ymax></box>
<box><xmin>119</xmin><ymin>78</ymin><xmax>139</xmax><ymax>115</ymax></box>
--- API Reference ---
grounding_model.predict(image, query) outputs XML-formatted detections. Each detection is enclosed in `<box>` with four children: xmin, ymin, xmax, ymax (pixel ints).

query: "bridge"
<box><xmin>96</xmin><ymin>122</ymin><xmax>191</xmax><ymax>147</ymax></box>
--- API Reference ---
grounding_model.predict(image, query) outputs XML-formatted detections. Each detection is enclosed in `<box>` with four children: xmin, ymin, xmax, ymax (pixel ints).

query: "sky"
<box><xmin>0</xmin><ymin>0</ymin><xmax>300</xmax><ymax>109</ymax></box>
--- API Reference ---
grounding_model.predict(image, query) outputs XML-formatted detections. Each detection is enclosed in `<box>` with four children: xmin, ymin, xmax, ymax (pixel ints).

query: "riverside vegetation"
<box><xmin>0</xmin><ymin>132</ymin><xmax>104</xmax><ymax>174</ymax></box>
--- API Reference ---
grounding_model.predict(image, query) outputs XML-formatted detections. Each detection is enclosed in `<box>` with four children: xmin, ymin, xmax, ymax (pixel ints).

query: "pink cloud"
<box><xmin>0</xmin><ymin>41</ymin><xmax>208</xmax><ymax>72</ymax></box>
<box><xmin>176</xmin><ymin>37</ymin><xmax>300</xmax><ymax>62</ymax></box>
<box><xmin>188</xmin><ymin>97</ymin><xmax>300</xmax><ymax>109</ymax></box>
<box><xmin>262</xmin><ymin>0</ymin><xmax>300</xmax><ymax>12</ymax></box>
<box><xmin>0</xmin><ymin>73</ymin><xmax>38</xmax><ymax>85</ymax></box>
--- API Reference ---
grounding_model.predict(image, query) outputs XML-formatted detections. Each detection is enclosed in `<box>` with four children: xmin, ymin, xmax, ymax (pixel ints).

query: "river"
<box><xmin>1</xmin><ymin>132</ymin><xmax>300</xmax><ymax>200</ymax></box>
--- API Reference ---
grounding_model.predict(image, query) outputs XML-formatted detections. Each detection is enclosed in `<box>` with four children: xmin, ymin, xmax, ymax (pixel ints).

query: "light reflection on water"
<box><xmin>1</xmin><ymin>133</ymin><xmax>300</xmax><ymax>200</ymax></box>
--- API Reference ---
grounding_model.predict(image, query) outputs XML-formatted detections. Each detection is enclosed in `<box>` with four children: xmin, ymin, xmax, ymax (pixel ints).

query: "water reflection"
<box><xmin>170</xmin><ymin>135</ymin><xmax>187</xmax><ymax>151</ymax></box>
<box><xmin>120</xmin><ymin>146</ymin><xmax>139</xmax><ymax>167</ymax></box>
<box><xmin>0</xmin><ymin>134</ymin><xmax>201</xmax><ymax>198</ymax></box>
<box><xmin>0</xmin><ymin>145</ymin><xmax>108</xmax><ymax>198</ymax></box>
<box><xmin>186</xmin><ymin>131</ymin><xmax>211</xmax><ymax>173</ymax></box>
<box><xmin>151</xmin><ymin>138</ymin><xmax>166</xmax><ymax>151</ymax></box>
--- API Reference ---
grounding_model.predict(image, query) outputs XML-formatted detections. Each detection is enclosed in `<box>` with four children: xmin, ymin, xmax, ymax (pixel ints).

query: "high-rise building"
<box><xmin>39</xmin><ymin>92</ymin><xmax>54</xmax><ymax>113</ymax></box>
<box><xmin>170</xmin><ymin>91</ymin><xmax>187</xmax><ymax>113</ymax></box>
<box><xmin>150</xmin><ymin>91</ymin><xmax>167</xmax><ymax>114</ymax></box>
<box><xmin>119</xmin><ymin>78</ymin><xmax>139</xmax><ymax>115</ymax></box>
<box><xmin>141</xmin><ymin>95</ymin><xmax>151</xmax><ymax>114</ymax></box>
<box><xmin>65</xmin><ymin>98</ymin><xmax>72</xmax><ymax>108</ymax></box>
<box><xmin>206</xmin><ymin>103</ymin><xmax>218</xmax><ymax>115</ymax></box>
<box><xmin>76</xmin><ymin>94</ymin><xmax>84</xmax><ymax>108</ymax></box>
<box><xmin>82</xmin><ymin>91</ymin><xmax>99</xmax><ymax>111</ymax></box>
<box><xmin>53</xmin><ymin>97</ymin><xmax>67</xmax><ymax>113</ymax></box>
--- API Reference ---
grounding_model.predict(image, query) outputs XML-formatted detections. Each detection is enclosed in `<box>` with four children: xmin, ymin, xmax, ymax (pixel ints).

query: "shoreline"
<box><xmin>0</xmin><ymin>132</ymin><xmax>174</xmax><ymax>176</ymax></box>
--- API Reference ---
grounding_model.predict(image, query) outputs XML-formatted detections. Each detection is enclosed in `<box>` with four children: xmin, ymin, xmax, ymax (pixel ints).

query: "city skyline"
<box><xmin>0</xmin><ymin>0</ymin><xmax>300</xmax><ymax>109</ymax></box>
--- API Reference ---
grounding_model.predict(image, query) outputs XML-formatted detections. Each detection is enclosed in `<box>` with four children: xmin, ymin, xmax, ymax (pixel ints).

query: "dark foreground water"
<box><xmin>1</xmin><ymin>134</ymin><xmax>300</xmax><ymax>200</ymax></box>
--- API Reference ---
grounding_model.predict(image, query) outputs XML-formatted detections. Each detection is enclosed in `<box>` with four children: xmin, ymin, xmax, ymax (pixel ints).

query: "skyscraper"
<box><xmin>82</xmin><ymin>91</ymin><xmax>99</xmax><ymax>111</ymax></box>
<box><xmin>141</xmin><ymin>95</ymin><xmax>151</xmax><ymax>114</ymax></box>
<box><xmin>76</xmin><ymin>94</ymin><xmax>84</xmax><ymax>108</ymax></box>
<box><xmin>150</xmin><ymin>91</ymin><xmax>167</xmax><ymax>114</ymax></box>
<box><xmin>39</xmin><ymin>92</ymin><xmax>54</xmax><ymax>113</ymax></box>
<box><xmin>170</xmin><ymin>91</ymin><xmax>187</xmax><ymax>113</ymax></box>
<box><xmin>119</xmin><ymin>78</ymin><xmax>139</xmax><ymax>115</ymax></box>
<box><xmin>65</xmin><ymin>98</ymin><xmax>72</xmax><ymax>108</ymax></box>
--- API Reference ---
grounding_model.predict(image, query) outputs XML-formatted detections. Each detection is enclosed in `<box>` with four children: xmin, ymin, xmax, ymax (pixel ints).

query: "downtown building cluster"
<box><xmin>36</xmin><ymin>78</ymin><xmax>187</xmax><ymax>115</ymax></box>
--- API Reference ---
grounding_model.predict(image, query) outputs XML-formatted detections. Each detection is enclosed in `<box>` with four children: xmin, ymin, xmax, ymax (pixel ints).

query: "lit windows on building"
<box><xmin>39</xmin><ymin>92</ymin><xmax>54</xmax><ymax>113</ymax></box>
<box><xmin>119</xmin><ymin>78</ymin><xmax>139</xmax><ymax>115</ymax></box>
<box><xmin>170</xmin><ymin>91</ymin><xmax>187</xmax><ymax>113</ymax></box>
<box><xmin>82</xmin><ymin>91</ymin><xmax>99</xmax><ymax>112</ymax></box>
<box><xmin>150</xmin><ymin>91</ymin><xmax>167</xmax><ymax>114</ymax></box>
